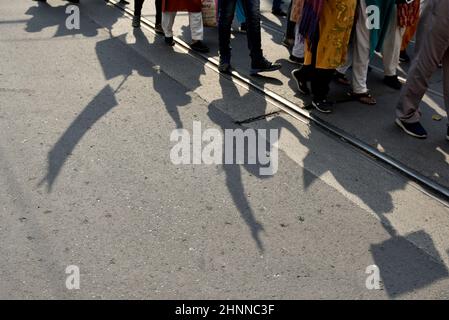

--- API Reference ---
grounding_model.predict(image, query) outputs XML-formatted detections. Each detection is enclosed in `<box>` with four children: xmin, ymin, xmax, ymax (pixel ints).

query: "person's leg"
<box><xmin>218</xmin><ymin>0</ymin><xmax>238</xmax><ymax>61</ymax></box>
<box><xmin>134</xmin><ymin>0</ymin><xmax>144</xmax><ymax>17</ymax></box>
<box><xmin>291</xmin><ymin>23</ymin><xmax>304</xmax><ymax>59</ymax></box>
<box><xmin>283</xmin><ymin>1</ymin><xmax>295</xmax><ymax>47</ymax></box>
<box><xmin>334</xmin><ymin>40</ymin><xmax>353</xmax><ymax>85</ymax></box>
<box><xmin>383</xmin><ymin>6</ymin><xmax>402</xmax><ymax>76</ymax></box>
<box><xmin>242</xmin><ymin>0</ymin><xmax>263</xmax><ymax>63</ymax></box>
<box><xmin>396</xmin><ymin>1</ymin><xmax>449</xmax><ymax>125</ymax></box>
<box><xmin>308</xmin><ymin>33</ymin><xmax>331</xmax><ymax>102</ymax></box>
<box><xmin>162</xmin><ymin>11</ymin><xmax>176</xmax><ymax>45</ymax></box>
<box><xmin>272</xmin><ymin>0</ymin><xmax>286</xmax><ymax>16</ymax></box>
<box><xmin>443</xmin><ymin>49</ymin><xmax>449</xmax><ymax>125</ymax></box>
<box><xmin>311</xmin><ymin>68</ymin><xmax>334</xmax><ymax>101</ymax></box>
<box><xmin>414</xmin><ymin>0</ymin><xmax>432</xmax><ymax>53</ymax></box>
<box><xmin>235</xmin><ymin>0</ymin><xmax>246</xmax><ymax>24</ymax></box>
<box><xmin>133</xmin><ymin>0</ymin><xmax>145</xmax><ymax>27</ymax></box>
<box><xmin>155</xmin><ymin>0</ymin><xmax>162</xmax><ymax>25</ymax></box>
<box><xmin>336</xmin><ymin>49</ymin><xmax>352</xmax><ymax>75</ymax></box>
<box><xmin>189</xmin><ymin>12</ymin><xmax>210</xmax><ymax>52</ymax></box>
<box><xmin>272</xmin><ymin>0</ymin><xmax>282</xmax><ymax>11</ymax></box>
<box><xmin>351</xmin><ymin>0</ymin><xmax>371</xmax><ymax>95</ymax></box>
<box><xmin>189</xmin><ymin>12</ymin><xmax>204</xmax><ymax>41</ymax></box>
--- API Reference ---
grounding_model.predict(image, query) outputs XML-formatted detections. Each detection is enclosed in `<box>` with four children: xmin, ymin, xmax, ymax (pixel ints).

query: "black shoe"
<box><xmin>291</xmin><ymin>69</ymin><xmax>310</xmax><ymax>95</ymax></box>
<box><xmin>190</xmin><ymin>40</ymin><xmax>209</xmax><ymax>53</ymax></box>
<box><xmin>165</xmin><ymin>37</ymin><xmax>175</xmax><ymax>46</ymax></box>
<box><xmin>119</xmin><ymin>0</ymin><xmax>129</xmax><ymax>4</ymax></box>
<box><xmin>239</xmin><ymin>22</ymin><xmax>247</xmax><ymax>33</ymax></box>
<box><xmin>219</xmin><ymin>56</ymin><xmax>231</xmax><ymax>74</ymax></box>
<box><xmin>132</xmin><ymin>16</ymin><xmax>140</xmax><ymax>28</ymax></box>
<box><xmin>66</xmin><ymin>0</ymin><xmax>79</xmax><ymax>3</ymax></box>
<box><xmin>312</xmin><ymin>99</ymin><xmax>333</xmax><ymax>113</ymax></box>
<box><xmin>154</xmin><ymin>23</ymin><xmax>164</xmax><ymax>35</ymax></box>
<box><xmin>446</xmin><ymin>125</ymin><xmax>449</xmax><ymax>141</ymax></box>
<box><xmin>288</xmin><ymin>55</ymin><xmax>304</xmax><ymax>65</ymax></box>
<box><xmin>399</xmin><ymin>50</ymin><xmax>410</xmax><ymax>63</ymax></box>
<box><xmin>384</xmin><ymin>75</ymin><xmax>402</xmax><ymax>90</ymax></box>
<box><xmin>281</xmin><ymin>37</ymin><xmax>294</xmax><ymax>50</ymax></box>
<box><xmin>250</xmin><ymin>58</ymin><xmax>281</xmax><ymax>75</ymax></box>
<box><xmin>272</xmin><ymin>9</ymin><xmax>287</xmax><ymax>17</ymax></box>
<box><xmin>395</xmin><ymin>119</ymin><xmax>427</xmax><ymax>139</ymax></box>
<box><xmin>32</xmin><ymin>0</ymin><xmax>47</xmax><ymax>2</ymax></box>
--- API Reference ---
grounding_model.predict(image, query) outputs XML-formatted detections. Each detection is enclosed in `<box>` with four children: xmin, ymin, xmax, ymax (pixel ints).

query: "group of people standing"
<box><xmin>32</xmin><ymin>0</ymin><xmax>449</xmax><ymax>141</ymax></box>
<box><xmin>131</xmin><ymin>0</ymin><xmax>448</xmax><ymax>141</ymax></box>
<box><xmin>132</xmin><ymin>0</ymin><xmax>283</xmax><ymax>74</ymax></box>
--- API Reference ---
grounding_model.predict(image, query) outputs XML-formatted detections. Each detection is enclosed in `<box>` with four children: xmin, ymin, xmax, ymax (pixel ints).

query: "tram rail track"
<box><xmin>106</xmin><ymin>0</ymin><xmax>449</xmax><ymax>204</ymax></box>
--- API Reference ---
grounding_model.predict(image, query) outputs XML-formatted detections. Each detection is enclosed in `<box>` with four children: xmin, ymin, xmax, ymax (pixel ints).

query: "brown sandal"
<box><xmin>348</xmin><ymin>91</ymin><xmax>377</xmax><ymax>105</ymax></box>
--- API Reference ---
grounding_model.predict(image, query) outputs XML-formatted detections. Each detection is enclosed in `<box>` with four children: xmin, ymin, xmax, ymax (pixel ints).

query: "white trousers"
<box><xmin>352</xmin><ymin>1</ymin><xmax>405</xmax><ymax>93</ymax></box>
<box><xmin>292</xmin><ymin>23</ymin><xmax>305</xmax><ymax>59</ymax></box>
<box><xmin>162</xmin><ymin>12</ymin><xmax>204</xmax><ymax>41</ymax></box>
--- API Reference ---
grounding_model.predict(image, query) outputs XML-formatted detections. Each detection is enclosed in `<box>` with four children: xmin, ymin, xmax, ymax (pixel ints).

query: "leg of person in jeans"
<box><xmin>242</xmin><ymin>0</ymin><xmax>281</xmax><ymax>74</ymax></box>
<box><xmin>133</xmin><ymin>0</ymin><xmax>145</xmax><ymax>27</ymax></box>
<box><xmin>272</xmin><ymin>0</ymin><xmax>287</xmax><ymax>16</ymax></box>
<box><xmin>218</xmin><ymin>0</ymin><xmax>280</xmax><ymax>74</ymax></box>
<box><xmin>218</xmin><ymin>0</ymin><xmax>238</xmax><ymax>71</ymax></box>
<box><xmin>395</xmin><ymin>0</ymin><xmax>449</xmax><ymax>139</ymax></box>
<box><xmin>236</xmin><ymin>0</ymin><xmax>247</xmax><ymax>32</ymax></box>
<box><xmin>242</xmin><ymin>0</ymin><xmax>263</xmax><ymax>62</ymax></box>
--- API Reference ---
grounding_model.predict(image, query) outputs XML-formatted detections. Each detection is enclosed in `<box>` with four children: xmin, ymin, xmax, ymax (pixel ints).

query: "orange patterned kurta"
<box><xmin>304</xmin><ymin>0</ymin><xmax>357</xmax><ymax>69</ymax></box>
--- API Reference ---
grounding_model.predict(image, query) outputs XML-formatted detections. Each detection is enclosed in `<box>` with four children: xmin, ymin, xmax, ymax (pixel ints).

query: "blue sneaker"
<box><xmin>395</xmin><ymin>119</ymin><xmax>428</xmax><ymax>139</ymax></box>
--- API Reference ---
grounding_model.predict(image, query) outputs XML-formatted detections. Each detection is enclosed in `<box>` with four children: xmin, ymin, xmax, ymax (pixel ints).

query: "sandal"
<box><xmin>348</xmin><ymin>91</ymin><xmax>377</xmax><ymax>105</ymax></box>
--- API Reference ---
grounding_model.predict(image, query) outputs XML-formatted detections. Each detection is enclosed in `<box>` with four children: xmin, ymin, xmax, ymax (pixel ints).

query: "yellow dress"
<box><xmin>304</xmin><ymin>0</ymin><xmax>357</xmax><ymax>69</ymax></box>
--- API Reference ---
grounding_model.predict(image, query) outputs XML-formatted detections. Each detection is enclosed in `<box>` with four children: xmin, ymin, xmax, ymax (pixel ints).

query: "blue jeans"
<box><xmin>272</xmin><ymin>0</ymin><xmax>282</xmax><ymax>11</ymax></box>
<box><xmin>218</xmin><ymin>0</ymin><xmax>263</xmax><ymax>62</ymax></box>
<box><xmin>235</xmin><ymin>0</ymin><xmax>246</xmax><ymax>24</ymax></box>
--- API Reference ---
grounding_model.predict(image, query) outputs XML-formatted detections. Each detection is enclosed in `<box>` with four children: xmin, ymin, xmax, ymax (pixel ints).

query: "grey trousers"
<box><xmin>396</xmin><ymin>0</ymin><xmax>449</xmax><ymax>123</ymax></box>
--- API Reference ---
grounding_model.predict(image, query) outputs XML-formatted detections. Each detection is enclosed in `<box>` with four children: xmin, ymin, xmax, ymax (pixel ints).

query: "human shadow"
<box><xmin>206</xmin><ymin>75</ymin><xmax>304</xmax><ymax>252</ymax></box>
<box><xmin>133</xmin><ymin>28</ymin><xmax>206</xmax><ymax>129</ymax></box>
<box><xmin>24</xmin><ymin>0</ymin><xmax>124</xmax><ymax>38</ymax></box>
<box><xmin>40</xmin><ymin>22</ymin><xmax>208</xmax><ymax>190</ymax></box>
<box><xmin>39</xmin><ymin>84</ymin><xmax>118</xmax><ymax>191</ymax></box>
<box><xmin>298</xmin><ymin>107</ymin><xmax>449</xmax><ymax>297</ymax></box>
<box><xmin>370</xmin><ymin>229</ymin><xmax>448</xmax><ymax>297</ymax></box>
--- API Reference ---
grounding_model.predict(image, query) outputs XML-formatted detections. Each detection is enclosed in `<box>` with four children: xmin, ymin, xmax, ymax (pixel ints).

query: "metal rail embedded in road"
<box><xmin>106</xmin><ymin>0</ymin><xmax>449</xmax><ymax>204</ymax></box>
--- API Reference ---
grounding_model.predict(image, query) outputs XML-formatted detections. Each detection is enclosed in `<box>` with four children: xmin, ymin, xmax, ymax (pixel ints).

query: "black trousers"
<box><xmin>134</xmin><ymin>0</ymin><xmax>162</xmax><ymax>25</ymax></box>
<box><xmin>298</xmin><ymin>35</ymin><xmax>334</xmax><ymax>101</ymax></box>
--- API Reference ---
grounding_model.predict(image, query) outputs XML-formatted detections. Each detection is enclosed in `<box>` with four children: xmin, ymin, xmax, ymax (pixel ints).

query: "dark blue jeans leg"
<box><xmin>242</xmin><ymin>0</ymin><xmax>263</xmax><ymax>63</ymax></box>
<box><xmin>134</xmin><ymin>0</ymin><xmax>144</xmax><ymax>17</ymax></box>
<box><xmin>272</xmin><ymin>0</ymin><xmax>282</xmax><ymax>11</ymax></box>
<box><xmin>218</xmin><ymin>0</ymin><xmax>237</xmax><ymax>60</ymax></box>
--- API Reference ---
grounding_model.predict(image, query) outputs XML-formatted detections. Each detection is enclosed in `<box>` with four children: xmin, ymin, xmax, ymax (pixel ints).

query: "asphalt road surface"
<box><xmin>1</xmin><ymin>0</ymin><xmax>449</xmax><ymax>299</ymax></box>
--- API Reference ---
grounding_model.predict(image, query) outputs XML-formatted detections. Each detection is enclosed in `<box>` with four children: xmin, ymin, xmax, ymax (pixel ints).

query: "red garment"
<box><xmin>162</xmin><ymin>0</ymin><xmax>202</xmax><ymax>12</ymax></box>
<box><xmin>397</xmin><ymin>0</ymin><xmax>420</xmax><ymax>27</ymax></box>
